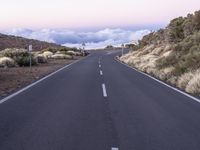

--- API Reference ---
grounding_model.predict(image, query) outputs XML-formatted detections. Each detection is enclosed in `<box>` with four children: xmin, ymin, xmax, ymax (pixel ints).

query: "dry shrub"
<box><xmin>0</xmin><ymin>57</ymin><xmax>16</xmax><ymax>67</ymax></box>
<box><xmin>135</xmin><ymin>50</ymin><xmax>148</xmax><ymax>57</ymax></box>
<box><xmin>162</xmin><ymin>50</ymin><xmax>172</xmax><ymax>57</ymax></box>
<box><xmin>177</xmin><ymin>71</ymin><xmax>194</xmax><ymax>89</ymax></box>
<box><xmin>66</xmin><ymin>51</ymin><xmax>76</xmax><ymax>56</ymax></box>
<box><xmin>55</xmin><ymin>50</ymin><xmax>81</xmax><ymax>56</ymax></box>
<box><xmin>51</xmin><ymin>54</ymin><xmax>72</xmax><ymax>59</ymax></box>
<box><xmin>141</xmin><ymin>54</ymin><xmax>158</xmax><ymax>63</ymax></box>
<box><xmin>121</xmin><ymin>54</ymin><xmax>138</xmax><ymax>65</ymax></box>
<box><xmin>146</xmin><ymin>67</ymin><xmax>155</xmax><ymax>74</ymax></box>
<box><xmin>43</xmin><ymin>51</ymin><xmax>53</xmax><ymax>58</ymax></box>
<box><xmin>151</xmin><ymin>47</ymin><xmax>164</xmax><ymax>55</ymax></box>
<box><xmin>157</xmin><ymin>71</ymin><xmax>168</xmax><ymax>80</ymax></box>
<box><xmin>131</xmin><ymin>58</ymin><xmax>141</xmax><ymax>67</ymax></box>
<box><xmin>74</xmin><ymin>51</ymin><xmax>82</xmax><ymax>56</ymax></box>
<box><xmin>167</xmin><ymin>76</ymin><xmax>178</xmax><ymax>85</ymax></box>
<box><xmin>55</xmin><ymin>51</ymin><xmax>63</xmax><ymax>54</ymax></box>
<box><xmin>156</xmin><ymin>51</ymin><xmax>177</xmax><ymax>70</ymax></box>
<box><xmin>121</xmin><ymin>50</ymin><xmax>138</xmax><ymax>59</ymax></box>
<box><xmin>134</xmin><ymin>45</ymin><xmax>154</xmax><ymax>57</ymax></box>
<box><xmin>139</xmin><ymin>64</ymin><xmax>148</xmax><ymax>72</ymax></box>
<box><xmin>35</xmin><ymin>54</ymin><xmax>48</xmax><ymax>63</ymax></box>
<box><xmin>146</xmin><ymin>68</ymin><xmax>161</xmax><ymax>78</ymax></box>
<box><xmin>186</xmin><ymin>74</ymin><xmax>200</xmax><ymax>94</ymax></box>
<box><xmin>129</xmin><ymin>50</ymin><xmax>139</xmax><ymax>56</ymax></box>
<box><xmin>163</xmin><ymin>67</ymin><xmax>174</xmax><ymax>74</ymax></box>
<box><xmin>143</xmin><ymin>44</ymin><xmax>155</xmax><ymax>52</ymax></box>
<box><xmin>162</xmin><ymin>67</ymin><xmax>175</xmax><ymax>80</ymax></box>
<box><xmin>163</xmin><ymin>44</ymin><xmax>172</xmax><ymax>52</ymax></box>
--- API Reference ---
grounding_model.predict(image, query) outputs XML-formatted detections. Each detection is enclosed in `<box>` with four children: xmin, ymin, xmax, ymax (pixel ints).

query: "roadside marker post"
<box><xmin>121</xmin><ymin>43</ymin><xmax>124</xmax><ymax>56</ymax></box>
<box><xmin>28</xmin><ymin>45</ymin><xmax>32</xmax><ymax>72</ymax></box>
<box><xmin>82</xmin><ymin>42</ymin><xmax>86</xmax><ymax>56</ymax></box>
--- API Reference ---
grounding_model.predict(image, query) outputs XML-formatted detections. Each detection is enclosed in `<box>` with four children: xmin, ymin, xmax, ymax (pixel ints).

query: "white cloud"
<box><xmin>2</xmin><ymin>28</ymin><xmax>150</xmax><ymax>49</ymax></box>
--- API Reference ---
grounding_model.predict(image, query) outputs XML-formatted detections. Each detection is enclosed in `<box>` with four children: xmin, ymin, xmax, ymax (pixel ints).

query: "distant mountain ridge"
<box><xmin>0</xmin><ymin>33</ymin><xmax>62</xmax><ymax>51</ymax></box>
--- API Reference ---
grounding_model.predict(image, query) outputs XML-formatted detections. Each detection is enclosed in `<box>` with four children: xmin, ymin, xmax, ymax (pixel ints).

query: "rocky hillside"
<box><xmin>0</xmin><ymin>33</ymin><xmax>62</xmax><ymax>51</ymax></box>
<box><xmin>120</xmin><ymin>10</ymin><xmax>200</xmax><ymax>95</ymax></box>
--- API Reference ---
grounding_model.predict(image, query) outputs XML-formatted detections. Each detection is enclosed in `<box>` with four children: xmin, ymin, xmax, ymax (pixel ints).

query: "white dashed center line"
<box><xmin>100</xmin><ymin>70</ymin><xmax>103</xmax><ymax>75</ymax></box>
<box><xmin>99</xmin><ymin>64</ymin><xmax>101</xmax><ymax>68</ymax></box>
<box><xmin>111</xmin><ymin>147</ymin><xmax>119</xmax><ymax>150</ymax></box>
<box><xmin>102</xmin><ymin>83</ymin><xmax>107</xmax><ymax>97</ymax></box>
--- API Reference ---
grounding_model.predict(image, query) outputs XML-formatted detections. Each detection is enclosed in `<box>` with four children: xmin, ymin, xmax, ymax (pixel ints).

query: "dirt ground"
<box><xmin>0</xmin><ymin>57</ymin><xmax>82</xmax><ymax>98</ymax></box>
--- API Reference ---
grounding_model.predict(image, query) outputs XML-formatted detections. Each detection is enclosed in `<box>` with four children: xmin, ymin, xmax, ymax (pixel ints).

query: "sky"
<box><xmin>0</xmin><ymin>0</ymin><xmax>200</xmax><ymax>48</ymax></box>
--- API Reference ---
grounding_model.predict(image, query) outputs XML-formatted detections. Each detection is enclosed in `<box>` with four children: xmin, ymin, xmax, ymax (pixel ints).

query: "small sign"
<box><xmin>29</xmin><ymin>45</ymin><xmax>32</xmax><ymax>52</ymax></box>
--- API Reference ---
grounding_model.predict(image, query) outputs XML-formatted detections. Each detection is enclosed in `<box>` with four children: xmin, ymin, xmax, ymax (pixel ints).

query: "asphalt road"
<box><xmin>1</xmin><ymin>50</ymin><xmax>200</xmax><ymax>150</ymax></box>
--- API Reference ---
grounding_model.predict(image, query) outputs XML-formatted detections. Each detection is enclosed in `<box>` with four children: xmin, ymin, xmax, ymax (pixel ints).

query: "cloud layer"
<box><xmin>3</xmin><ymin>28</ymin><xmax>150</xmax><ymax>49</ymax></box>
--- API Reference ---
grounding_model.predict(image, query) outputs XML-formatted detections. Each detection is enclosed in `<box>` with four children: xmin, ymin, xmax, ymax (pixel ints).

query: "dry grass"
<box><xmin>151</xmin><ymin>46</ymin><xmax>164</xmax><ymax>55</ymax></box>
<box><xmin>119</xmin><ymin>11</ymin><xmax>200</xmax><ymax>95</ymax></box>
<box><xmin>177</xmin><ymin>71</ymin><xmax>194</xmax><ymax>89</ymax></box>
<box><xmin>120</xmin><ymin>40</ymin><xmax>200</xmax><ymax>95</ymax></box>
<box><xmin>167</xmin><ymin>76</ymin><xmax>178</xmax><ymax>85</ymax></box>
<box><xmin>162</xmin><ymin>50</ymin><xmax>172</xmax><ymax>57</ymax></box>
<box><xmin>186</xmin><ymin>73</ymin><xmax>200</xmax><ymax>94</ymax></box>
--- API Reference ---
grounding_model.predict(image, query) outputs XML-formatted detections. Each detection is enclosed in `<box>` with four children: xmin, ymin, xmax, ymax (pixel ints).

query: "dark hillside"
<box><xmin>0</xmin><ymin>33</ymin><xmax>63</xmax><ymax>51</ymax></box>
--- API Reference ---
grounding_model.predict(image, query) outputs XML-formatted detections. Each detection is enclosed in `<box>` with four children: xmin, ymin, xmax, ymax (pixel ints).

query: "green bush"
<box><xmin>167</xmin><ymin>17</ymin><xmax>185</xmax><ymax>42</ymax></box>
<box><xmin>156</xmin><ymin>31</ymin><xmax>200</xmax><ymax>72</ymax></box>
<box><xmin>15</xmin><ymin>55</ymin><xmax>37</xmax><ymax>67</ymax></box>
<box><xmin>0</xmin><ymin>48</ymin><xmax>38</xmax><ymax>67</ymax></box>
<box><xmin>0</xmin><ymin>48</ymin><xmax>28</xmax><ymax>58</ymax></box>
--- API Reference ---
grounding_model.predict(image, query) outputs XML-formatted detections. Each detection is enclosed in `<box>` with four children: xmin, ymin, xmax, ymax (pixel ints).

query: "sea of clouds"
<box><xmin>2</xmin><ymin>28</ymin><xmax>151</xmax><ymax>49</ymax></box>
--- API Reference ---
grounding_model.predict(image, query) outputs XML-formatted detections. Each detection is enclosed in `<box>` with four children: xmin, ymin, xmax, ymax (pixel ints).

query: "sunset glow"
<box><xmin>1</xmin><ymin>0</ymin><xmax>200</xmax><ymax>29</ymax></box>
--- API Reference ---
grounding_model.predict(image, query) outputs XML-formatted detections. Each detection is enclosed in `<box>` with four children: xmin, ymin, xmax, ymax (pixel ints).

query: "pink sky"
<box><xmin>0</xmin><ymin>0</ymin><xmax>200</xmax><ymax>29</ymax></box>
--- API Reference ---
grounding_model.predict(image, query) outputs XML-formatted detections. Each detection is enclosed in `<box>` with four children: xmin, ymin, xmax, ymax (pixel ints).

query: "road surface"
<box><xmin>1</xmin><ymin>50</ymin><xmax>200</xmax><ymax>150</ymax></box>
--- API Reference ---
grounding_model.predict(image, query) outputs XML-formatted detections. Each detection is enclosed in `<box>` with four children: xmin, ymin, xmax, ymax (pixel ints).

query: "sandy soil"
<box><xmin>0</xmin><ymin>57</ymin><xmax>82</xmax><ymax>98</ymax></box>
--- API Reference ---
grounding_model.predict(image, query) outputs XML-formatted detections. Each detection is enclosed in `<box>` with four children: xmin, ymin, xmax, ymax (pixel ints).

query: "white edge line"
<box><xmin>102</xmin><ymin>83</ymin><xmax>107</xmax><ymax>97</ymax></box>
<box><xmin>0</xmin><ymin>55</ymin><xmax>90</xmax><ymax>104</ymax></box>
<box><xmin>115</xmin><ymin>58</ymin><xmax>200</xmax><ymax>104</ymax></box>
